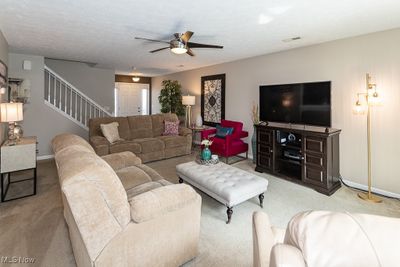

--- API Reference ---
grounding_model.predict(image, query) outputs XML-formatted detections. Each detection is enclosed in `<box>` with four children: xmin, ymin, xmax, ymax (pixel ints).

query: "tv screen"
<box><xmin>259</xmin><ymin>81</ymin><xmax>331</xmax><ymax>127</ymax></box>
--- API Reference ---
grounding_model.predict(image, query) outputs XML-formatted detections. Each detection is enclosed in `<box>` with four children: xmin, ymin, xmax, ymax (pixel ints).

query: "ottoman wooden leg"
<box><xmin>259</xmin><ymin>193</ymin><xmax>265</xmax><ymax>208</ymax></box>
<box><xmin>226</xmin><ymin>207</ymin><xmax>233</xmax><ymax>224</ymax></box>
<box><xmin>179</xmin><ymin>177</ymin><xmax>183</xmax><ymax>184</ymax></box>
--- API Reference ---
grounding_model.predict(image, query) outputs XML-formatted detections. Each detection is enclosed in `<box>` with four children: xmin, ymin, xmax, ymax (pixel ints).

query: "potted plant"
<box><xmin>251</xmin><ymin>102</ymin><xmax>259</xmax><ymax>163</ymax></box>
<box><xmin>158</xmin><ymin>80</ymin><xmax>185</xmax><ymax>118</ymax></box>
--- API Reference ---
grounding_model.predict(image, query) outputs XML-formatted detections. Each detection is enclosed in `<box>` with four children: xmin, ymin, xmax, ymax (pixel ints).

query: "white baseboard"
<box><xmin>37</xmin><ymin>154</ymin><xmax>55</xmax><ymax>161</ymax></box>
<box><xmin>342</xmin><ymin>179</ymin><xmax>400</xmax><ymax>199</ymax></box>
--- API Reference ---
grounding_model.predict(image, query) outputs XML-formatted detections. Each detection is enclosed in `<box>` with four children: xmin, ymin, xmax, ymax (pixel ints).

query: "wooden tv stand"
<box><xmin>255</xmin><ymin>123</ymin><xmax>341</xmax><ymax>196</ymax></box>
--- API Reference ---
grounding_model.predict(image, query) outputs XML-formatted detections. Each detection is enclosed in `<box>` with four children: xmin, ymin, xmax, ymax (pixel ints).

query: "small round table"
<box><xmin>189</xmin><ymin>126</ymin><xmax>215</xmax><ymax>148</ymax></box>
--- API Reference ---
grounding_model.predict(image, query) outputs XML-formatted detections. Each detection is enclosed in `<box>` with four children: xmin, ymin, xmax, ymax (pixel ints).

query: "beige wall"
<box><xmin>8</xmin><ymin>53</ymin><xmax>87</xmax><ymax>156</ymax></box>
<box><xmin>0</xmin><ymin>30</ymin><xmax>8</xmax><ymax>144</ymax></box>
<box><xmin>45</xmin><ymin>59</ymin><xmax>115</xmax><ymax>114</ymax></box>
<box><xmin>153</xmin><ymin>28</ymin><xmax>400</xmax><ymax>194</ymax></box>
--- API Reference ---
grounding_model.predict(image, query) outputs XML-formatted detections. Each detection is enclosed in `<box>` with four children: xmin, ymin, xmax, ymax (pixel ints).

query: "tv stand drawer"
<box><xmin>304</xmin><ymin>137</ymin><xmax>325</xmax><ymax>154</ymax></box>
<box><xmin>257</xmin><ymin>129</ymin><xmax>273</xmax><ymax>144</ymax></box>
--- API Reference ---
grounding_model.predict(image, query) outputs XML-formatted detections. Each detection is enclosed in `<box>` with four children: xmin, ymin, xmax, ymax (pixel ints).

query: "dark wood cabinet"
<box><xmin>256</xmin><ymin>128</ymin><xmax>274</xmax><ymax>171</ymax></box>
<box><xmin>255</xmin><ymin>123</ymin><xmax>341</xmax><ymax>196</ymax></box>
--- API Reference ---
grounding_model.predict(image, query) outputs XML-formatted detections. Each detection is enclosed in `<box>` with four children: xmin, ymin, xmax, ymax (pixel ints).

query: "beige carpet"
<box><xmin>1</xmin><ymin>155</ymin><xmax>400</xmax><ymax>267</ymax></box>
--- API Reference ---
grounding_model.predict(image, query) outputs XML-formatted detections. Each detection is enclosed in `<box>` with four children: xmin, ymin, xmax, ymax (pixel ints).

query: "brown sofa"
<box><xmin>89</xmin><ymin>113</ymin><xmax>192</xmax><ymax>163</ymax></box>
<box><xmin>52</xmin><ymin>133</ymin><xmax>201</xmax><ymax>267</ymax></box>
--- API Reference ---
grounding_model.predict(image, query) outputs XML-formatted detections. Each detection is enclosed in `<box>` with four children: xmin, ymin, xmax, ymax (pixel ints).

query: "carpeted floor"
<box><xmin>1</xmin><ymin>154</ymin><xmax>400</xmax><ymax>267</ymax></box>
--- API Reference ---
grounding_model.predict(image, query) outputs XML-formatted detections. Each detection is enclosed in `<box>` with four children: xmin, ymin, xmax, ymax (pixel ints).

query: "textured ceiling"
<box><xmin>1</xmin><ymin>0</ymin><xmax>400</xmax><ymax>76</ymax></box>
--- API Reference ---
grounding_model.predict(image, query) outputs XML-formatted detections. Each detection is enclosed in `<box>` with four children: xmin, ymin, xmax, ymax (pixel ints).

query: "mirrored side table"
<box><xmin>1</xmin><ymin>136</ymin><xmax>37</xmax><ymax>202</ymax></box>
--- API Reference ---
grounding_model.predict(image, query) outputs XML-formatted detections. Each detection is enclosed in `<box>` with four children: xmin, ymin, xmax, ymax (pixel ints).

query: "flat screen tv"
<box><xmin>259</xmin><ymin>81</ymin><xmax>331</xmax><ymax>127</ymax></box>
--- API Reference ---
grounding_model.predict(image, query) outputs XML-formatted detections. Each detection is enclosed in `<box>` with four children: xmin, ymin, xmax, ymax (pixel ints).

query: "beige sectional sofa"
<box><xmin>52</xmin><ymin>133</ymin><xmax>201</xmax><ymax>267</ymax></box>
<box><xmin>89</xmin><ymin>113</ymin><xmax>192</xmax><ymax>163</ymax></box>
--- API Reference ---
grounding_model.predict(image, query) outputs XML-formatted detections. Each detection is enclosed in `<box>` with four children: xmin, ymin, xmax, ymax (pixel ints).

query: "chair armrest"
<box><xmin>253</xmin><ymin>211</ymin><xmax>283</xmax><ymax>267</ymax></box>
<box><xmin>240</xmin><ymin>130</ymin><xmax>249</xmax><ymax>139</ymax></box>
<box><xmin>129</xmin><ymin>184</ymin><xmax>200</xmax><ymax>223</ymax></box>
<box><xmin>101</xmin><ymin>151</ymin><xmax>142</xmax><ymax>171</ymax></box>
<box><xmin>90</xmin><ymin>136</ymin><xmax>110</xmax><ymax>156</ymax></box>
<box><xmin>179</xmin><ymin>127</ymin><xmax>192</xmax><ymax>136</ymax></box>
<box><xmin>270</xmin><ymin>244</ymin><xmax>306</xmax><ymax>267</ymax></box>
<box><xmin>201</xmin><ymin>128</ymin><xmax>217</xmax><ymax>140</ymax></box>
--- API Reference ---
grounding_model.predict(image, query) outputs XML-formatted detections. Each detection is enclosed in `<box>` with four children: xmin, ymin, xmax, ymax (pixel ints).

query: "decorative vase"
<box><xmin>196</xmin><ymin>114</ymin><xmax>203</xmax><ymax>127</ymax></box>
<box><xmin>201</xmin><ymin>147</ymin><xmax>212</xmax><ymax>160</ymax></box>
<box><xmin>251</xmin><ymin>125</ymin><xmax>256</xmax><ymax>163</ymax></box>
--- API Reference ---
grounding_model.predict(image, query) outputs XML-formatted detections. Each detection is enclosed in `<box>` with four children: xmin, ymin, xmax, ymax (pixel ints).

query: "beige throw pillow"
<box><xmin>100</xmin><ymin>122</ymin><xmax>123</xmax><ymax>143</ymax></box>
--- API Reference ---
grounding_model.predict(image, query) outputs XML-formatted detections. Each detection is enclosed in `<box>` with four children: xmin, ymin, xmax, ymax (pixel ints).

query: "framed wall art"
<box><xmin>0</xmin><ymin>59</ymin><xmax>7</xmax><ymax>86</ymax></box>
<box><xmin>201</xmin><ymin>74</ymin><xmax>225</xmax><ymax>126</ymax></box>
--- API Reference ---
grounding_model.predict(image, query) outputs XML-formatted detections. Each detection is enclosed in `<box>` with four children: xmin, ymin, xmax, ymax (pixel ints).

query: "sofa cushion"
<box><xmin>151</xmin><ymin>113</ymin><xmax>179</xmax><ymax>137</ymax></box>
<box><xmin>129</xmin><ymin>184</ymin><xmax>198</xmax><ymax>223</ymax></box>
<box><xmin>101</xmin><ymin>151</ymin><xmax>142</xmax><ymax>171</ymax></box>
<box><xmin>285</xmin><ymin>211</ymin><xmax>400</xmax><ymax>267</ymax></box>
<box><xmin>89</xmin><ymin>117</ymin><xmax>131</xmax><ymax>140</ymax></box>
<box><xmin>134</xmin><ymin>164</ymin><xmax>164</xmax><ymax>181</ymax></box>
<box><xmin>55</xmin><ymin>147</ymin><xmax>131</xmax><ymax>228</ymax></box>
<box><xmin>52</xmin><ymin>133</ymin><xmax>94</xmax><ymax>154</ymax></box>
<box><xmin>215</xmin><ymin>124</ymin><xmax>234</xmax><ymax>139</ymax></box>
<box><xmin>133</xmin><ymin>138</ymin><xmax>165</xmax><ymax>153</ymax></box>
<box><xmin>128</xmin><ymin>115</ymin><xmax>153</xmax><ymax>139</ymax></box>
<box><xmin>126</xmin><ymin>180</ymin><xmax>172</xmax><ymax>199</ymax></box>
<box><xmin>115</xmin><ymin>166</ymin><xmax>153</xmax><ymax>190</ymax></box>
<box><xmin>110</xmin><ymin>141</ymin><xmax>141</xmax><ymax>154</ymax></box>
<box><xmin>62</xmin><ymin>178</ymin><xmax>123</xmax><ymax>262</ymax></box>
<box><xmin>163</xmin><ymin>120</ymin><xmax>179</xmax><ymax>136</ymax></box>
<box><xmin>221</xmin><ymin>119</ymin><xmax>243</xmax><ymax>140</ymax></box>
<box><xmin>55</xmin><ymin>146</ymin><xmax>100</xmax><ymax>185</ymax></box>
<box><xmin>157</xmin><ymin>135</ymin><xmax>188</xmax><ymax>149</ymax></box>
<box><xmin>101</xmin><ymin>122</ymin><xmax>123</xmax><ymax>143</ymax></box>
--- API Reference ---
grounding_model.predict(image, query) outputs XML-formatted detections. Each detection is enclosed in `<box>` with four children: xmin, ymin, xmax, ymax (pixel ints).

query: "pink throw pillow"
<box><xmin>163</xmin><ymin>120</ymin><xmax>179</xmax><ymax>136</ymax></box>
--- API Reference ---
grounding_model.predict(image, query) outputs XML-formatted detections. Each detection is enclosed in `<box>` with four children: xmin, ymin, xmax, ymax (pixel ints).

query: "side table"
<box><xmin>189</xmin><ymin>126</ymin><xmax>215</xmax><ymax>148</ymax></box>
<box><xmin>1</xmin><ymin>136</ymin><xmax>37</xmax><ymax>202</ymax></box>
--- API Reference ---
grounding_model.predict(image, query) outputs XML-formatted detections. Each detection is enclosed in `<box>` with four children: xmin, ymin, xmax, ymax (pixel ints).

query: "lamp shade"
<box><xmin>182</xmin><ymin>95</ymin><xmax>195</xmax><ymax>106</ymax></box>
<box><xmin>0</xmin><ymin>102</ymin><xmax>23</xmax><ymax>122</ymax></box>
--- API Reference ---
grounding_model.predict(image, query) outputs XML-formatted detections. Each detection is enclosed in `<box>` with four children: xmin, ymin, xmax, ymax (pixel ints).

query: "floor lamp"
<box><xmin>353</xmin><ymin>73</ymin><xmax>382</xmax><ymax>203</ymax></box>
<box><xmin>182</xmin><ymin>95</ymin><xmax>195</xmax><ymax>128</ymax></box>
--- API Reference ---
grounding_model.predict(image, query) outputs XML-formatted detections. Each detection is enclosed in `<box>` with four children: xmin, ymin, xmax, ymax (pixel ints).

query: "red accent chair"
<box><xmin>201</xmin><ymin>120</ymin><xmax>249</xmax><ymax>163</ymax></box>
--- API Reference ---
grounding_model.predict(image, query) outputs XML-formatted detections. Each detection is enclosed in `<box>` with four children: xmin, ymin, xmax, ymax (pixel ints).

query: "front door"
<box><xmin>115</xmin><ymin>82</ymin><xmax>149</xmax><ymax>116</ymax></box>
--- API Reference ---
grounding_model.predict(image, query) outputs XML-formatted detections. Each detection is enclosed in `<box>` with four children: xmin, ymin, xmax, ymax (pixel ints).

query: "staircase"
<box><xmin>44</xmin><ymin>66</ymin><xmax>112</xmax><ymax>130</ymax></box>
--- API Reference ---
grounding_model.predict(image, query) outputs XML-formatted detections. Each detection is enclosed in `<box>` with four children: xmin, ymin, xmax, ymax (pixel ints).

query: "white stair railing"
<box><xmin>44</xmin><ymin>66</ymin><xmax>112</xmax><ymax>130</ymax></box>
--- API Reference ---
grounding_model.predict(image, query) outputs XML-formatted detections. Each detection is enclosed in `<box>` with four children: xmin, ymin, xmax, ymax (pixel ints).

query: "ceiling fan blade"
<box><xmin>149</xmin><ymin>47</ymin><xmax>170</xmax><ymax>53</ymax></box>
<box><xmin>187</xmin><ymin>42</ymin><xmax>223</xmax><ymax>49</ymax></box>
<box><xmin>135</xmin><ymin>37</ymin><xmax>170</xmax><ymax>44</ymax></box>
<box><xmin>186</xmin><ymin>48</ymin><xmax>195</xmax><ymax>56</ymax></box>
<box><xmin>181</xmin><ymin>31</ymin><xmax>194</xmax><ymax>42</ymax></box>
<box><xmin>174</xmin><ymin>33</ymin><xmax>181</xmax><ymax>39</ymax></box>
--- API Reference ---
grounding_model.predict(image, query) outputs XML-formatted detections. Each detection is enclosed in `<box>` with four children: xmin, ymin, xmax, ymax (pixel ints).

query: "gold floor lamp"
<box><xmin>353</xmin><ymin>73</ymin><xmax>382</xmax><ymax>203</ymax></box>
<box><xmin>182</xmin><ymin>95</ymin><xmax>195</xmax><ymax>128</ymax></box>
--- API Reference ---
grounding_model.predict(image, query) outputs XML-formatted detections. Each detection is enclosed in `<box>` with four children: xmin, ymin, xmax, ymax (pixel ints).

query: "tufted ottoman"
<box><xmin>176</xmin><ymin>161</ymin><xmax>268</xmax><ymax>224</ymax></box>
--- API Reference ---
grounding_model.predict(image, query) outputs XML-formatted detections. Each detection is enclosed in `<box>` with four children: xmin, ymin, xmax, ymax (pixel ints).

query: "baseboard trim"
<box><xmin>37</xmin><ymin>154</ymin><xmax>55</xmax><ymax>161</ymax></box>
<box><xmin>342</xmin><ymin>179</ymin><xmax>400</xmax><ymax>199</ymax></box>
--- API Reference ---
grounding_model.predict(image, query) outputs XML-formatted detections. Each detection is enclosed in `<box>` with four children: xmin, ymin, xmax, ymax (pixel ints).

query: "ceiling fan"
<box><xmin>135</xmin><ymin>31</ymin><xmax>223</xmax><ymax>56</ymax></box>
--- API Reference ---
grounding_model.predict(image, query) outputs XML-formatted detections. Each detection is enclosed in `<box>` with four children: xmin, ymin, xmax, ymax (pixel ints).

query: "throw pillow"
<box><xmin>163</xmin><ymin>120</ymin><xmax>179</xmax><ymax>136</ymax></box>
<box><xmin>100</xmin><ymin>122</ymin><xmax>123</xmax><ymax>143</ymax></box>
<box><xmin>215</xmin><ymin>124</ymin><xmax>234</xmax><ymax>139</ymax></box>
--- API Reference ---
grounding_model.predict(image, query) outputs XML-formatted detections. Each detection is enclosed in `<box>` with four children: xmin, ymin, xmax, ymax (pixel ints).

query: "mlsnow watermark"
<box><xmin>0</xmin><ymin>256</ymin><xmax>36</xmax><ymax>264</ymax></box>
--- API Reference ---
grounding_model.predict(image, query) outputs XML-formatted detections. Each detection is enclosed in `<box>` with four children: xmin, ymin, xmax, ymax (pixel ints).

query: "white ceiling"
<box><xmin>1</xmin><ymin>0</ymin><xmax>400</xmax><ymax>76</ymax></box>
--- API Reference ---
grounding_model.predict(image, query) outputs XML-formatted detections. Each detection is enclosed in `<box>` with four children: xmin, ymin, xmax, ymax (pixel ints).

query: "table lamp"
<box><xmin>0</xmin><ymin>102</ymin><xmax>24</xmax><ymax>145</ymax></box>
<box><xmin>182</xmin><ymin>95</ymin><xmax>195</xmax><ymax>127</ymax></box>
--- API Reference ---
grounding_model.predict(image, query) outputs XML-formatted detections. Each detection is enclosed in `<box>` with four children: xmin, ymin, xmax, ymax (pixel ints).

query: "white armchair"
<box><xmin>253</xmin><ymin>210</ymin><xmax>400</xmax><ymax>267</ymax></box>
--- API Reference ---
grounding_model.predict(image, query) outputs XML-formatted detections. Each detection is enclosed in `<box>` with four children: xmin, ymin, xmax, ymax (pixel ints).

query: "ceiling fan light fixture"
<box><xmin>132</xmin><ymin>76</ymin><xmax>140</xmax><ymax>82</ymax></box>
<box><xmin>170</xmin><ymin>40</ymin><xmax>187</xmax><ymax>54</ymax></box>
